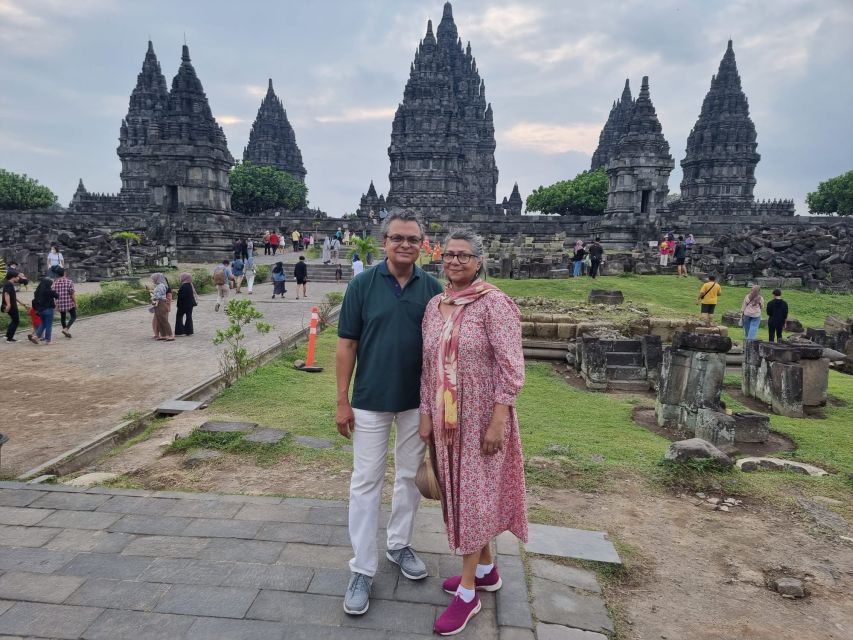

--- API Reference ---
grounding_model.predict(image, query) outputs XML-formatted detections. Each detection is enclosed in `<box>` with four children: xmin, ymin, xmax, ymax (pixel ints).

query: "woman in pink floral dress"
<box><xmin>419</xmin><ymin>228</ymin><xmax>528</xmax><ymax>636</ymax></box>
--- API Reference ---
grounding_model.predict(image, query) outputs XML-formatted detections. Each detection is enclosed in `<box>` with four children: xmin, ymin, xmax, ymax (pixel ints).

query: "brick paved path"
<box><xmin>0</xmin><ymin>482</ymin><xmax>539</xmax><ymax>639</ymax></box>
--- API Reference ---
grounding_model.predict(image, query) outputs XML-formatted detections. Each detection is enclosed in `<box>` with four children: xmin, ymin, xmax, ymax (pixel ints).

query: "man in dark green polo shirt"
<box><xmin>336</xmin><ymin>211</ymin><xmax>443</xmax><ymax>615</ymax></box>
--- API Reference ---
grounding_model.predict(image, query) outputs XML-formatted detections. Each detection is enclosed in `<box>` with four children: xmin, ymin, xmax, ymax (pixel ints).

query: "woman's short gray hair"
<box><xmin>445</xmin><ymin>228</ymin><xmax>485</xmax><ymax>258</ymax></box>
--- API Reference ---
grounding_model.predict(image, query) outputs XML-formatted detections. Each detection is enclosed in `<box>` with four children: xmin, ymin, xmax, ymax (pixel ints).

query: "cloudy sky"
<box><xmin>1</xmin><ymin>0</ymin><xmax>851</xmax><ymax>216</ymax></box>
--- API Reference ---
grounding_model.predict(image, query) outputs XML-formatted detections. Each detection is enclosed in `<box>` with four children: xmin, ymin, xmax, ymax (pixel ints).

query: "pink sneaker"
<box><xmin>442</xmin><ymin>565</ymin><xmax>502</xmax><ymax>594</ymax></box>
<box><xmin>434</xmin><ymin>593</ymin><xmax>481</xmax><ymax>636</ymax></box>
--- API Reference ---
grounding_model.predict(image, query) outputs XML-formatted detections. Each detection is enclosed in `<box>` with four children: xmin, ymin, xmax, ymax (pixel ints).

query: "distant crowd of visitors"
<box><xmin>259</xmin><ymin>226</ymin><xmax>352</xmax><ymax>257</ymax></box>
<box><xmin>696</xmin><ymin>276</ymin><xmax>789</xmax><ymax>341</ymax></box>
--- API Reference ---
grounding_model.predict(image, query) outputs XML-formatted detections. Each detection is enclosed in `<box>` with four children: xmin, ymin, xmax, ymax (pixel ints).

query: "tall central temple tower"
<box><xmin>386</xmin><ymin>2</ymin><xmax>498</xmax><ymax>219</ymax></box>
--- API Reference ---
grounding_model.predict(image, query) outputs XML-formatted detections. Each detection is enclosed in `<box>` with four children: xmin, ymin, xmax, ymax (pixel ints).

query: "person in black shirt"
<box><xmin>674</xmin><ymin>235</ymin><xmax>688</xmax><ymax>278</ymax></box>
<box><xmin>31</xmin><ymin>276</ymin><xmax>59</xmax><ymax>344</ymax></box>
<box><xmin>294</xmin><ymin>255</ymin><xmax>308</xmax><ymax>299</ymax></box>
<box><xmin>766</xmin><ymin>289</ymin><xmax>789</xmax><ymax>343</ymax></box>
<box><xmin>588</xmin><ymin>238</ymin><xmax>604</xmax><ymax>279</ymax></box>
<box><xmin>3</xmin><ymin>269</ymin><xmax>27</xmax><ymax>342</ymax></box>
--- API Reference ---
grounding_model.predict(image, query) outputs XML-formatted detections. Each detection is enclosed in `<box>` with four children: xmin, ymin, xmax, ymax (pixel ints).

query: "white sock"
<box><xmin>475</xmin><ymin>563</ymin><xmax>494</xmax><ymax>579</ymax></box>
<box><xmin>456</xmin><ymin>585</ymin><xmax>475</xmax><ymax>603</ymax></box>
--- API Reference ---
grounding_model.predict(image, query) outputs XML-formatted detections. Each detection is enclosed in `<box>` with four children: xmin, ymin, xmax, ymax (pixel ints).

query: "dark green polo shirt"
<box><xmin>338</xmin><ymin>259</ymin><xmax>443</xmax><ymax>412</ymax></box>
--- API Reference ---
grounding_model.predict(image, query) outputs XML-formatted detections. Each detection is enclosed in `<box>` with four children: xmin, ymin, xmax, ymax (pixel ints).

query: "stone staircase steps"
<box><xmin>605</xmin><ymin>365</ymin><xmax>648</xmax><ymax>380</ymax></box>
<box><xmin>605</xmin><ymin>351</ymin><xmax>644</xmax><ymax>366</ymax></box>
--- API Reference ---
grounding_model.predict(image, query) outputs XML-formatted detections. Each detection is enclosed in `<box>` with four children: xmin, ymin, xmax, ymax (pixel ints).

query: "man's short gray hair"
<box><xmin>445</xmin><ymin>228</ymin><xmax>485</xmax><ymax>258</ymax></box>
<box><xmin>379</xmin><ymin>211</ymin><xmax>425</xmax><ymax>239</ymax></box>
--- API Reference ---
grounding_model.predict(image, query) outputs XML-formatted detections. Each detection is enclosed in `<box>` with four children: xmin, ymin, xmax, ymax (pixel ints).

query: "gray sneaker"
<box><xmin>386</xmin><ymin>546</ymin><xmax>428</xmax><ymax>580</ymax></box>
<box><xmin>343</xmin><ymin>571</ymin><xmax>372</xmax><ymax>615</ymax></box>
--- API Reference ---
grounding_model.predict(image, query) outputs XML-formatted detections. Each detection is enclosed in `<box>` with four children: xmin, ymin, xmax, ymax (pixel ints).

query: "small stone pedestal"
<box><xmin>588</xmin><ymin>290</ymin><xmax>624</xmax><ymax>305</ymax></box>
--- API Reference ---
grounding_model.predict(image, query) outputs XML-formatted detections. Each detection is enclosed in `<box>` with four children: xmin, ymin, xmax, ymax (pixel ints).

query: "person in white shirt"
<box><xmin>352</xmin><ymin>257</ymin><xmax>364</xmax><ymax>276</ymax></box>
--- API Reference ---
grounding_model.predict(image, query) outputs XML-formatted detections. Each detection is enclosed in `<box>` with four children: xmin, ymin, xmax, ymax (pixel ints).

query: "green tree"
<box><xmin>230</xmin><ymin>161</ymin><xmax>308</xmax><ymax>214</ymax></box>
<box><xmin>348</xmin><ymin>235</ymin><xmax>380</xmax><ymax>265</ymax></box>
<box><xmin>806</xmin><ymin>170</ymin><xmax>853</xmax><ymax>216</ymax></box>
<box><xmin>112</xmin><ymin>231</ymin><xmax>141</xmax><ymax>275</ymax></box>
<box><xmin>0</xmin><ymin>168</ymin><xmax>58</xmax><ymax>210</ymax></box>
<box><xmin>525</xmin><ymin>168</ymin><xmax>608</xmax><ymax>216</ymax></box>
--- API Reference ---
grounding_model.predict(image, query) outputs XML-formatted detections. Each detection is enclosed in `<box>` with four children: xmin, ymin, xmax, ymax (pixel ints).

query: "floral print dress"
<box><xmin>420</xmin><ymin>290</ymin><xmax>528</xmax><ymax>554</ymax></box>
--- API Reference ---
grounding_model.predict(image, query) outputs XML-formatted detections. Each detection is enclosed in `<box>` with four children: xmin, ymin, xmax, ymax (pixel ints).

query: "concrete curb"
<box><xmin>17</xmin><ymin>307</ymin><xmax>340</xmax><ymax>481</ymax></box>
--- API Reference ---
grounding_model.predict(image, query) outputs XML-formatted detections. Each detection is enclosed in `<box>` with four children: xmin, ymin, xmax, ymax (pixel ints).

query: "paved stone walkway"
<box><xmin>0</xmin><ymin>482</ymin><xmax>530</xmax><ymax>639</ymax></box>
<box><xmin>0</xmin><ymin>280</ymin><xmax>347</xmax><ymax>476</ymax></box>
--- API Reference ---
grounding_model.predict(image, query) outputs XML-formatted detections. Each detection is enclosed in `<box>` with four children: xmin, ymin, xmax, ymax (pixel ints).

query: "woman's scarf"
<box><xmin>272</xmin><ymin>262</ymin><xmax>283</xmax><ymax>274</ymax></box>
<box><xmin>435</xmin><ymin>279</ymin><xmax>499</xmax><ymax>445</ymax></box>
<box><xmin>747</xmin><ymin>285</ymin><xmax>761</xmax><ymax>304</ymax></box>
<box><xmin>151</xmin><ymin>273</ymin><xmax>167</xmax><ymax>286</ymax></box>
<box><xmin>574</xmin><ymin>240</ymin><xmax>583</xmax><ymax>251</ymax></box>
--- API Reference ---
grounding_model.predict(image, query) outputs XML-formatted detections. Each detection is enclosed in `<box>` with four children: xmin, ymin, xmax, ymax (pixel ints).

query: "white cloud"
<box><xmin>243</xmin><ymin>84</ymin><xmax>267</xmax><ymax>99</ymax></box>
<box><xmin>0</xmin><ymin>130</ymin><xmax>66</xmax><ymax>156</ymax></box>
<box><xmin>460</xmin><ymin>5</ymin><xmax>544</xmax><ymax>45</ymax></box>
<box><xmin>217</xmin><ymin>115</ymin><xmax>246</xmax><ymax>125</ymax></box>
<box><xmin>0</xmin><ymin>0</ymin><xmax>115</xmax><ymax>57</ymax></box>
<box><xmin>500</xmin><ymin>122</ymin><xmax>600</xmax><ymax>155</ymax></box>
<box><xmin>315</xmin><ymin>107</ymin><xmax>397</xmax><ymax>124</ymax></box>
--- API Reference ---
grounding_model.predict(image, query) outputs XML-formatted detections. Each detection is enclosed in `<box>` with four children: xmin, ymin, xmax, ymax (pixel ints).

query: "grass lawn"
<box><xmin>199</xmin><ymin>319</ymin><xmax>851</xmax><ymax>508</ymax></box>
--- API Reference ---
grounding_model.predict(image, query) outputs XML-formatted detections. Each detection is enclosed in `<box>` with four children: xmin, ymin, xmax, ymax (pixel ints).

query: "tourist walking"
<box><xmin>271</xmin><ymin>261</ymin><xmax>286</xmax><ymax>298</ymax></box>
<box><xmin>571</xmin><ymin>242</ymin><xmax>585</xmax><ymax>278</ymax></box>
<box><xmin>697</xmin><ymin>275</ymin><xmax>722</xmax><ymax>325</ymax></box>
<box><xmin>291</xmin><ymin>229</ymin><xmax>301</xmax><ymax>252</ymax></box>
<box><xmin>335</xmin><ymin>263</ymin><xmax>343</xmax><ymax>284</ymax></box>
<box><xmin>174</xmin><ymin>272</ymin><xmax>197</xmax><ymax>336</ymax></box>
<box><xmin>232</xmin><ymin>257</ymin><xmax>245</xmax><ymax>294</ymax></box>
<box><xmin>322</xmin><ymin>236</ymin><xmax>332</xmax><ymax>264</ymax></box>
<box><xmin>269</xmin><ymin>231</ymin><xmax>280</xmax><ymax>256</ymax></box>
<box><xmin>419</xmin><ymin>229</ymin><xmax>528</xmax><ymax>635</ymax></box>
<box><xmin>330</xmin><ymin>236</ymin><xmax>341</xmax><ymax>265</ymax></box>
<box><xmin>343</xmin><ymin>229</ymin><xmax>351</xmax><ymax>245</ymax></box>
<box><xmin>352</xmin><ymin>255</ymin><xmax>364</xmax><ymax>277</ymax></box>
<box><xmin>294</xmin><ymin>255</ymin><xmax>308</xmax><ymax>299</ymax></box>
<box><xmin>336</xmin><ymin>211</ymin><xmax>443</xmax><ymax>616</ymax></box>
<box><xmin>766</xmin><ymin>289</ymin><xmax>789</xmax><ymax>343</ymax></box>
<box><xmin>588</xmin><ymin>237</ymin><xmax>604</xmax><ymax>278</ymax></box>
<box><xmin>674</xmin><ymin>235</ymin><xmax>688</xmax><ymax>278</ymax></box>
<box><xmin>51</xmin><ymin>268</ymin><xmax>77</xmax><ymax>338</ymax></box>
<box><xmin>232</xmin><ymin>238</ymin><xmax>242</xmax><ymax>261</ymax></box>
<box><xmin>2</xmin><ymin>269</ymin><xmax>28</xmax><ymax>342</ymax></box>
<box><xmin>30</xmin><ymin>276</ymin><xmax>59</xmax><ymax>345</ymax></box>
<box><xmin>150</xmin><ymin>273</ymin><xmax>174</xmax><ymax>341</ymax></box>
<box><xmin>659</xmin><ymin>237</ymin><xmax>671</xmax><ymax>267</ymax></box>
<box><xmin>213</xmin><ymin>259</ymin><xmax>234</xmax><ymax>312</ymax></box>
<box><xmin>263</xmin><ymin>231</ymin><xmax>271</xmax><ymax>255</ymax></box>
<box><xmin>46</xmin><ymin>245</ymin><xmax>64</xmax><ymax>278</ymax></box>
<box><xmin>740</xmin><ymin>285</ymin><xmax>764</xmax><ymax>340</ymax></box>
<box><xmin>244</xmin><ymin>255</ymin><xmax>257</xmax><ymax>294</ymax></box>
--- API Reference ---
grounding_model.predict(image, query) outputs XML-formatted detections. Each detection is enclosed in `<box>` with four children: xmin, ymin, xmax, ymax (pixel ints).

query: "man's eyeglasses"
<box><xmin>385</xmin><ymin>235</ymin><xmax>422</xmax><ymax>246</ymax></box>
<box><xmin>442</xmin><ymin>253</ymin><xmax>477</xmax><ymax>264</ymax></box>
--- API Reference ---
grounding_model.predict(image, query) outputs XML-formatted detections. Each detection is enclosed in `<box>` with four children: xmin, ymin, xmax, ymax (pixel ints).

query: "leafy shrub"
<box><xmin>254</xmin><ymin>264</ymin><xmax>270</xmax><ymax>284</ymax></box>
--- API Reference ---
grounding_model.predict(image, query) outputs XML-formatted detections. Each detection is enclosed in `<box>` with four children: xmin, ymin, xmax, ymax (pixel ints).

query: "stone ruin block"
<box><xmin>588</xmin><ymin>289</ymin><xmax>624</xmax><ymax>305</ymax></box>
<box><xmin>730</xmin><ymin>412</ymin><xmax>771</xmax><ymax>443</ymax></box>
<box><xmin>656</xmin><ymin>332</ymin><xmax>769</xmax><ymax>446</ymax></box>
<box><xmin>742</xmin><ymin>341</ymin><xmax>804</xmax><ymax>417</ymax></box>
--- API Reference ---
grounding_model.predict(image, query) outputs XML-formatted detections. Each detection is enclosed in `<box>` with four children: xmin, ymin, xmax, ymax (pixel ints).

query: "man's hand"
<box><xmin>482</xmin><ymin>405</ymin><xmax>509</xmax><ymax>456</ymax></box>
<box><xmin>418</xmin><ymin>414</ymin><xmax>433</xmax><ymax>444</ymax></box>
<box><xmin>336</xmin><ymin>399</ymin><xmax>355</xmax><ymax>439</ymax></box>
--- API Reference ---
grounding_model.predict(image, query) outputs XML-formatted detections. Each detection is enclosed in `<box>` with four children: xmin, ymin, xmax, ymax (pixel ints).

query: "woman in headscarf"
<box><xmin>150</xmin><ymin>273</ymin><xmax>174</xmax><ymax>341</ymax></box>
<box><xmin>244</xmin><ymin>254</ymin><xmax>257</xmax><ymax>294</ymax></box>
<box><xmin>271</xmin><ymin>261</ymin><xmax>287</xmax><ymax>299</ymax></box>
<box><xmin>174</xmin><ymin>272</ymin><xmax>197</xmax><ymax>337</ymax></box>
<box><xmin>740</xmin><ymin>285</ymin><xmax>764</xmax><ymax>340</ymax></box>
<box><xmin>419</xmin><ymin>228</ymin><xmax>527</xmax><ymax>636</ymax></box>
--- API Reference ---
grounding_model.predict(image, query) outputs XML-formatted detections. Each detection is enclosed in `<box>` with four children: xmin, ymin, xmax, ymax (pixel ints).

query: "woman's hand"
<box><xmin>482</xmin><ymin>405</ymin><xmax>509</xmax><ymax>455</ymax></box>
<box><xmin>418</xmin><ymin>414</ymin><xmax>433</xmax><ymax>445</ymax></box>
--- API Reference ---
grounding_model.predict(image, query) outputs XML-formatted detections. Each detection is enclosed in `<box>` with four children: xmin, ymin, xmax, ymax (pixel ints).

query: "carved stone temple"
<box><xmin>243</xmin><ymin>79</ymin><xmax>306</xmax><ymax>183</ymax></box>
<box><xmin>384</xmin><ymin>2</ymin><xmax>499</xmax><ymax>219</ymax></box>
<box><xmin>603</xmin><ymin>76</ymin><xmax>674</xmax><ymax>220</ymax></box>
<box><xmin>71</xmin><ymin>42</ymin><xmax>233</xmax><ymax>214</ymax></box>
<box><xmin>671</xmin><ymin>40</ymin><xmax>793</xmax><ymax>217</ymax></box>
<box><xmin>590</xmin><ymin>79</ymin><xmax>633</xmax><ymax>171</ymax></box>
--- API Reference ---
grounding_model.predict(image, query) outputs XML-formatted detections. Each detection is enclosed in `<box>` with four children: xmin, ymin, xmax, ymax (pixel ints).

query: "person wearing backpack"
<box><xmin>697</xmin><ymin>275</ymin><xmax>722</xmax><ymax>325</ymax></box>
<box><xmin>213</xmin><ymin>260</ymin><xmax>234</xmax><ymax>312</ymax></box>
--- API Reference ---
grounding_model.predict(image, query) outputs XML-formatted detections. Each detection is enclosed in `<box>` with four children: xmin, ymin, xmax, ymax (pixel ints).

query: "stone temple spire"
<box><xmin>679</xmin><ymin>40</ymin><xmax>760</xmax><ymax>205</ymax></box>
<box><xmin>605</xmin><ymin>76</ymin><xmax>674</xmax><ymax>218</ymax></box>
<box><xmin>145</xmin><ymin>44</ymin><xmax>234</xmax><ymax>213</ymax></box>
<box><xmin>506</xmin><ymin>182</ymin><xmax>523</xmax><ymax>216</ymax></box>
<box><xmin>118</xmin><ymin>40</ymin><xmax>169</xmax><ymax>194</ymax></box>
<box><xmin>591</xmin><ymin>78</ymin><xmax>632</xmax><ymax>170</ymax></box>
<box><xmin>243</xmin><ymin>79</ymin><xmax>306</xmax><ymax>183</ymax></box>
<box><xmin>386</xmin><ymin>2</ymin><xmax>499</xmax><ymax>218</ymax></box>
